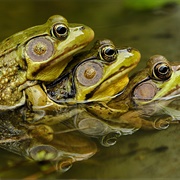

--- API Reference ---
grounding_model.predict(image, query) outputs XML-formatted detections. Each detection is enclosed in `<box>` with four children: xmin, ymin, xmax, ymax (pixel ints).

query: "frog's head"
<box><xmin>1</xmin><ymin>15</ymin><xmax>94</xmax><ymax>82</ymax></box>
<box><xmin>132</xmin><ymin>55</ymin><xmax>180</xmax><ymax>105</ymax></box>
<box><xmin>46</xmin><ymin>39</ymin><xmax>141</xmax><ymax>103</ymax></box>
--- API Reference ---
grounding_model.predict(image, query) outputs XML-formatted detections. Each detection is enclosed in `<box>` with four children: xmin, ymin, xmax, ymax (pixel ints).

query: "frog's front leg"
<box><xmin>141</xmin><ymin>116</ymin><xmax>173</xmax><ymax>130</ymax></box>
<box><xmin>119</xmin><ymin>109</ymin><xmax>175</xmax><ymax>131</ymax></box>
<box><xmin>25</xmin><ymin>85</ymin><xmax>83</xmax><ymax>125</ymax></box>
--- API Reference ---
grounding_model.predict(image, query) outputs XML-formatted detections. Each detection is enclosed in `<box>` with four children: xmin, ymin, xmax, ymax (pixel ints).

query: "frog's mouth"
<box><xmin>154</xmin><ymin>86</ymin><xmax>180</xmax><ymax>101</ymax></box>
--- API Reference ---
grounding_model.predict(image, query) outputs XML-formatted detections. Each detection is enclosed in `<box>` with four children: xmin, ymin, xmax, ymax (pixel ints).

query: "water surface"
<box><xmin>0</xmin><ymin>0</ymin><xmax>180</xmax><ymax>179</ymax></box>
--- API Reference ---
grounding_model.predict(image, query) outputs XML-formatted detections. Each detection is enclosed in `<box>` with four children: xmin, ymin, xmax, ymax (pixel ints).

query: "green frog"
<box><xmin>73</xmin><ymin>55</ymin><xmax>180</xmax><ymax>146</ymax></box>
<box><xmin>45</xmin><ymin>39</ymin><xmax>141</xmax><ymax>103</ymax></box>
<box><xmin>0</xmin><ymin>15</ymin><xmax>94</xmax><ymax>108</ymax></box>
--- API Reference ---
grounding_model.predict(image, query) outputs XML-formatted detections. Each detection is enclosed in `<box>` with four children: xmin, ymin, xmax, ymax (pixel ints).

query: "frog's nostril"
<box><xmin>127</xmin><ymin>47</ymin><xmax>133</xmax><ymax>52</ymax></box>
<box><xmin>79</xmin><ymin>26</ymin><xmax>85</xmax><ymax>31</ymax></box>
<box><xmin>177</xmin><ymin>65</ymin><xmax>180</xmax><ymax>71</ymax></box>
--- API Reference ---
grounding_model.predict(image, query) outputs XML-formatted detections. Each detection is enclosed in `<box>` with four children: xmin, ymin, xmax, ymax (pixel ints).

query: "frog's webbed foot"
<box><xmin>55</xmin><ymin>158</ymin><xmax>73</xmax><ymax>172</ymax></box>
<box><xmin>141</xmin><ymin>116</ymin><xmax>172</xmax><ymax>130</ymax></box>
<box><xmin>100</xmin><ymin>131</ymin><xmax>121</xmax><ymax>147</ymax></box>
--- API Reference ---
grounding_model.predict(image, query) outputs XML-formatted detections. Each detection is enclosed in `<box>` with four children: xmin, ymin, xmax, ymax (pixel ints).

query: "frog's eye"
<box><xmin>26</xmin><ymin>37</ymin><xmax>54</xmax><ymax>62</ymax></box>
<box><xmin>76</xmin><ymin>61</ymin><xmax>103</xmax><ymax>86</ymax></box>
<box><xmin>100</xmin><ymin>45</ymin><xmax>118</xmax><ymax>62</ymax></box>
<box><xmin>52</xmin><ymin>23</ymin><xmax>69</xmax><ymax>39</ymax></box>
<box><xmin>153</xmin><ymin>62</ymin><xmax>172</xmax><ymax>80</ymax></box>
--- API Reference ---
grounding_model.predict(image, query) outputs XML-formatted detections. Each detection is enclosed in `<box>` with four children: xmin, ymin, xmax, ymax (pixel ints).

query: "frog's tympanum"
<box><xmin>73</xmin><ymin>55</ymin><xmax>180</xmax><ymax>146</ymax></box>
<box><xmin>0</xmin><ymin>15</ymin><xmax>94</xmax><ymax>108</ymax></box>
<box><xmin>46</xmin><ymin>39</ymin><xmax>141</xmax><ymax>103</ymax></box>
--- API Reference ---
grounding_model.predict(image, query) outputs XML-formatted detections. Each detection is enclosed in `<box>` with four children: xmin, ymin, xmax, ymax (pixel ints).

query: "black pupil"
<box><xmin>56</xmin><ymin>26</ymin><xmax>67</xmax><ymax>35</ymax></box>
<box><xmin>105</xmin><ymin>48</ymin><xmax>115</xmax><ymax>56</ymax></box>
<box><xmin>159</xmin><ymin>65</ymin><xmax>169</xmax><ymax>74</ymax></box>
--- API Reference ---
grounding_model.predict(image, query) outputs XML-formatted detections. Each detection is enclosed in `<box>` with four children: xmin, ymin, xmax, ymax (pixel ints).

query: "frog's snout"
<box><xmin>172</xmin><ymin>65</ymin><xmax>180</xmax><ymax>71</ymax></box>
<box><xmin>127</xmin><ymin>47</ymin><xmax>133</xmax><ymax>52</ymax></box>
<box><xmin>176</xmin><ymin>65</ymin><xmax>180</xmax><ymax>71</ymax></box>
<box><xmin>118</xmin><ymin>47</ymin><xmax>133</xmax><ymax>53</ymax></box>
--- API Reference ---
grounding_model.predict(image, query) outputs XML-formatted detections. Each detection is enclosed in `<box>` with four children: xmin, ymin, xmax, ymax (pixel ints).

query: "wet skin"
<box><xmin>73</xmin><ymin>55</ymin><xmax>180</xmax><ymax>146</ymax></box>
<box><xmin>45</xmin><ymin>39</ymin><xmax>141</xmax><ymax>103</ymax></box>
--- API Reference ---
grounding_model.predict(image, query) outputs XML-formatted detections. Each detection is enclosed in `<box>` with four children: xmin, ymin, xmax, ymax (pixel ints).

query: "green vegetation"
<box><xmin>123</xmin><ymin>0</ymin><xmax>180</xmax><ymax>10</ymax></box>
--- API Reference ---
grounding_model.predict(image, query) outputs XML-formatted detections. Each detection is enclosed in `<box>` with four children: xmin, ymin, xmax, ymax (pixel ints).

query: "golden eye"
<box><xmin>52</xmin><ymin>23</ymin><xmax>69</xmax><ymax>39</ymax></box>
<box><xmin>148</xmin><ymin>55</ymin><xmax>172</xmax><ymax>81</ymax></box>
<box><xmin>26</xmin><ymin>37</ymin><xmax>54</xmax><ymax>62</ymax></box>
<box><xmin>100</xmin><ymin>45</ymin><xmax>117</xmax><ymax>61</ymax></box>
<box><xmin>153</xmin><ymin>62</ymin><xmax>172</xmax><ymax>80</ymax></box>
<box><xmin>76</xmin><ymin>61</ymin><xmax>103</xmax><ymax>86</ymax></box>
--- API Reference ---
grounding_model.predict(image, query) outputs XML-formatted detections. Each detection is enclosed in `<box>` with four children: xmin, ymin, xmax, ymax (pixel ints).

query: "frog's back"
<box><xmin>0</xmin><ymin>25</ymin><xmax>48</xmax><ymax>57</ymax></box>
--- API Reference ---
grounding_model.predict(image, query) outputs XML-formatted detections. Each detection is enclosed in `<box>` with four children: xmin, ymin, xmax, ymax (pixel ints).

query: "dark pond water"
<box><xmin>0</xmin><ymin>0</ymin><xmax>180</xmax><ymax>179</ymax></box>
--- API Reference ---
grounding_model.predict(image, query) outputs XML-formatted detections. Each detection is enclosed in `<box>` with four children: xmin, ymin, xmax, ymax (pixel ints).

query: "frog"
<box><xmin>23</xmin><ymin>39</ymin><xmax>140</xmax><ymax>125</ymax></box>
<box><xmin>0</xmin><ymin>15</ymin><xmax>94</xmax><ymax>108</ymax></box>
<box><xmin>72</xmin><ymin>55</ymin><xmax>180</xmax><ymax>146</ymax></box>
<box><xmin>45</xmin><ymin>39</ymin><xmax>141</xmax><ymax>104</ymax></box>
<box><xmin>108</xmin><ymin>54</ymin><xmax>180</xmax><ymax>126</ymax></box>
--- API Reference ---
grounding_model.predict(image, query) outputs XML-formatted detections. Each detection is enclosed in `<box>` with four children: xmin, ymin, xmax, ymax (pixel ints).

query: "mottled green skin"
<box><xmin>46</xmin><ymin>39</ymin><xmax>141</xmax><ymax>103</ymax></box>
<box><xmin>0</xmin><ymin>50</ymin><xmax>26</xmax><ymax>106</ymax></box>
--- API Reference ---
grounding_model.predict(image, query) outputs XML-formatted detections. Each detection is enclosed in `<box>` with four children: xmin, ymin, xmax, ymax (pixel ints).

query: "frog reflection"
<box><xmin>72</xmin><ymin>55</ymin><xmax>180</xmax><ymax>146</ymax></box>
<box><xmin>0</xmin><ymin>15</ymin><xmax>94</xmax><ymax>108</ymax></box>
<box><xmin>0</xmin><ymin>108</ymin><xmax>97</xmax><ymax>172</ymax></box>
